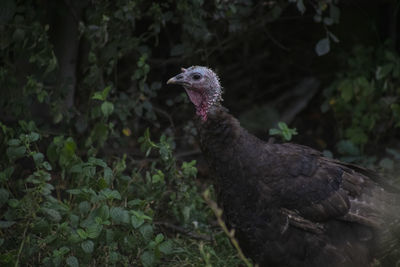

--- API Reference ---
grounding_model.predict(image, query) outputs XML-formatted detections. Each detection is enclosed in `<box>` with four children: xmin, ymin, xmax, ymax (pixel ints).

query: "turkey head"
<box><xmin>167</xmin><ymin>66</ymin><xmax>223</xmax><ymax>121</ymax></box>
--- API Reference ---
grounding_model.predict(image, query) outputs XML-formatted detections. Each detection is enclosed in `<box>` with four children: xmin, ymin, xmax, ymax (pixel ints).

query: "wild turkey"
<box><xmin>167</xmin><ymin>66</ymin><xmax>400</xmax><ymax>267</ymax></box>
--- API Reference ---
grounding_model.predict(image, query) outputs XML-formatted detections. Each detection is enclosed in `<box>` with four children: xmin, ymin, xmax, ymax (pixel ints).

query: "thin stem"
<box><xmin>15</xmin><ymin>221</ymin><xmax>30</xmax><ymax>267</ymax></box>
<box><xmin>202</xmin><ymin>189</ymin><xmax>253</xmax><ymax>267</ymax></box>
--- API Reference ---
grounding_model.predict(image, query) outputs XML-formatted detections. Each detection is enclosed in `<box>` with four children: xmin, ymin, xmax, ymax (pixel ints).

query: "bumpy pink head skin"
<box><xmin>167</xmin><ymin>66</ymin><xmax>223</xmax><ymax>121</ymax></box>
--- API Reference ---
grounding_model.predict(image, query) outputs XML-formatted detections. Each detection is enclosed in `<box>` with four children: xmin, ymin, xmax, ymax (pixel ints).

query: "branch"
<box><xmin>154</xmin><ymin>221</ymin><xmax>213</xmax><ymax>242</ymax></box>
<box><xmin>15</xmin><ymin>221</ymin><xmax>30</xmax><ymax>267</ymax></box>
<box><xmin>202</xmin><ymin>189</ymin><xmax>254</xmax><ymax>267</ymax></box>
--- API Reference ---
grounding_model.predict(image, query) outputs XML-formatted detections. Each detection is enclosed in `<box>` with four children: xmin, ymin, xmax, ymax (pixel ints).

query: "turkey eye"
<box><xmin>192</xmin><ymin>74</ymin><xmax>201</xmax><ymax>80</ymax></box>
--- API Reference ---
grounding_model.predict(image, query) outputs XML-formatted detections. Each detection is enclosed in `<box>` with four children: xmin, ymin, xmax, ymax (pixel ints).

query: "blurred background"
<box><xmin>1</xmin><ymin>0</ymin><xmax>400</xmax><ymax>266</ymax></box>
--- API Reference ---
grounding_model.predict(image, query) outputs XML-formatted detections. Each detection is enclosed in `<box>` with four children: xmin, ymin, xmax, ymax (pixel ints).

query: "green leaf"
<box><xmin>337</xmin><ymin>140</ymin><xmax>360</xmax><ymax>156</ymax></box>
<box><xmin>109</xmin><ymin>251</ymin><xmax>120</xmax><ymax>263</ymax></box>
<box><xmin>379</xmin><ymin>158</ymin><xmax>394</xmax><ymax>171</ymax></box>
<box><xmin>66</xmin><ymin>256</ymin><xmax>79</xmax><ymax>267</ymax></box>
<box><xmin>64</xmin><ymin>138</ymin><xmax>77</xmax><ymax>154</ymax></box>
<box><xmin>79</xmin><ymin>201</ymin><xmax>91</xmax><ymax>215</ymax></box>
<box><xmin>376</xmin><ymin>64</ymin><xmax>393</xmax><ymax>80</ymax></box>
<box><xmin>8</xmin><ymin>198</ymin><xmax>18</xmax><ymax>208</ymax></box>
<box><xmin>355</xmin><ymin>76</ymin><xmax>371</xmax><ymax>95</ymax></box>
<box><xmin>44</xmin><ymin>233</ymin><xmax>57</xmax><ymax>245</ymax></box>
<box><xmin>33</xmin><ymin>152</ymin><xmax>44</xmax><ymax>165</ymax></box>
<box><xmin>42</xmin><ymin>161</ymin><xmax>52</xmax><ymax>171</ymax></box>
<box><xmin>155</xmin><ymin>233</ymin><xmax>164</xmax><ymax>244</ymax></box>
<box><xmin>269</xmin><ymin>128</ymin><xmax>281</xmax><ymax>135</ymax></box>
<box><xmin>386</xmin><ymin>148</ymin><xmax>400</xmax><ymax>160</ymax></box>
<box><xmin>323</xmin><ymin>17</ymin><xmax>333</xmax><ymax>25</ymax></box>
<box><xmin>46</xmin><ymin>143</ymin><xmax>58</xmax><ymax>164</ymax></box>
<box><xmin>101</xmin><ymin>101</ymin><xmax>114</xmax><ymax>117</ymax></box>
<box><xmin>100</xmin><ymin>189</ymin><xmax>121</xmax><ymax>200</ymax></box>
<box><xmin>59</xmin><ymin>138</ymin><xmax>77</xmax><ymax>167</ymax></box>
<box><xmin>327</xmin><ymin>31</ymin><xmax>339</xmax><ymax>43</ymax></box>
<box><xmin>152</xmin><ymin>171</ymin><xmax>164</xmax><ymax>184</ymax></box>
<box><xmin>41</xmin><ymin>183</ymin><xmax>54</xmax><ymax>195</ymax></box>
<box><xmin>132</xmin><ymin>210</ymin><xmax>152</xmax><ymax>221</ymax></box>
<box><xmin>28</xmin><ymin>132</ymin><xmax>40</xmax><ymax>142</ymax></box>
<box><xmin>0</xmin><ymin>188</ymin><xmax>9</xmax><ymax>208</ymax></box>
<box><xmin>159</xmin><ymin>240</ymin><xmax>174</xmax><ymax>255</ymax></box>
<box><xmin>0</xmin><ymin>0</ymin><xmax>16</xmax><ymax>24</ymax></box>
<box><xmin>296</xmin><ymin>0</ymin><xmax>305</xmax><ymax>14</ymax></box>
<box><xmin>88</xmin><ymin>122</ymin><xmax>109</xmax><ymax>147</ymax></box>
<box><xmin>278</xmin><ymin>122</ymin><xmax>288</xmax><ymax>130</ymax></box>
<box><xmin>86</xmin><ymin>223</ymin><xmax>102</xmax><ymax>239</ymax></box>
<box><xmin>6</xmin><ymin>146</ymin><xmax>26</xmax><ymax>161</ymax></box>
<box><xmin>339</xmin><ymin>79</ymin><xmax>353</xmax><ymax>102</ymax></box>
<box><xmin>97</xmin><ymin>205</ymin><xmax>110</xmax><ymax>220</ymax></box>
<box><xmin>151</xmin><ymin>81</ymin><xmax>162</xmax><ymax>91</ymax></box>
<box><xmin>269</xmin><ymin>122</ymin><xmax>297</xmax><ymax>141</ymax></box>
<box><xmin>315</xmin><ymin>38</ymin><xmax>330</xmax><ymax>56</ymax></box>
<box><xmin>42</xmin><ymin>208</ymin><xmax>61</xmax><ymax>222</ymax></box>
<box><xmin>70</xmin><ymin>164</ymin><xmax>82</xmax><ymax>173</ymax></box>
<box><xmin>0</xmin><ymin>167</ymin><xmax>14</xmax><ymax>182</ymax></box>
<box><xmin>103</xmin><ymin>167</ymin><xmax>113</xmax><ymax>183</ymax></box>
<box><xmin>81</xmin><ymin>240</ymin><xmax>94</xmax><ymax>253</ymax></box>
<box><xmin>69</xmin><ymin>214</ymin><xmax>79</xmax><ymax>228</ymax></box>
<box><xmin>77</xmin><ymin>229</ymin><xmax>88</xmax><ymax>239</ymax></box>
<box><xmin>88</xmin><ymin>157</ymin><xmax>107</xmax><ymax>167</ymax></box>
<box><xmin>82</xmin><ymin>166</ymin><xmax>96</xmax><ymax>178</ymax></box>
<box><xmin>182</xmin><ymin>160</ymin><xmax>197</xmax><ymax>178</ymax></box>
<box><xmin>92</xmin><ymin>86</ymin><xmax>112</xmax><ymax>101</ymax></box>
<box><xmin>67</xmin><ymin>189</ymin><xmax>82</xmax><ymax>195</ymax></box>
<box><xmin>110</xmin><ymin>207</ymin><xmax>130</xmax><ymax>224</ymax></box>
<box><xmin>330</xmin><ymin>4</ymin><xmax>341</xmax><ymax>23</ymax></box>
<box><xmin>140</xmin><ymin>251</ymin><xmax>155</xmax><ymax>267</ymax></box>
<box><xmin>345</xmin><ymin>127</ymin><xmax>368</xmax><ymax>145</ymax></box>
<box><xmin>69</xmin><ymin>233</ymin><xmax>81</xmax><ymax>243</ymax></box>
<box><xmin>92</xmin><ymin>92</ymin><xmax>104</xmax><ymax>101</ymax></box>
<box><xmin>0</xmin><ymin>220</ymin><xmax>16</xmax><ymax>228</ymax></box>
<box><xmin>58</xmin><ymin>246</ymin><xmax>70</xmax><ymax>255</ymax></box>
<box><xmin>323</xmin><ymin>150</ymin><xmax>333</xmax><ymax>158</ymax></box>
<box><xmin>282</xmin><ymin>131</ymin><xmax>291</xmax><ymax>141</ymax></box>
<box><xmin>105</xmin><ymin>229</ymin><xmax>114</xmax><ymax>244</ymax></box>
<box><xmin>131</xmin><ymin>214</ymin><xmax>144</xmax><ymax>229</ymax></box>
<box><xmin>139</xmin><ymin>224</ymin><xmax>154</xmax><ymax>242</ymax></box>
<box><xmin>7</xmin><ymin>139</ymin><xmax>20</xmax><ymax>146</ymax></box>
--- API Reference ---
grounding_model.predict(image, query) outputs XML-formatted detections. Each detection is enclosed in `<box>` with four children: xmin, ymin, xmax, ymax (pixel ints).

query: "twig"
<box><xmin>15</xmin><ymin>221</ymin><xmax>30</xmax><ymax>267</ymax></box>
<box><xmin>153</xmin><ymin>106</ymin><xmax>175</xmax><ymax>129</ymax></box>
<box><xmin>202</xmin><ymin>189</ymin><xmax>254</xmax><ymax>267</ymax></box>
<box><xmin>174</xmin><ymin>149</ymin><xmax>202</xmax><ymax>159</ymax></box>
<box><xmin>154</xmin><ymin>221</ymin><xmax>213</xmax><ymax>241</ymax></box>
<box><xmin>263</xmin><ymin>28</ymin><xmax>290</xmax><ymax>51</ymax></box>
<box><xmin>148</xmin><ymin>57</ymin><xmax>183</xmax><ymax>67</ymax></box>
<box><xmin>62</xmin><ymin>0</ymin><xmax>81</xmax><ymax>23</ymax></box>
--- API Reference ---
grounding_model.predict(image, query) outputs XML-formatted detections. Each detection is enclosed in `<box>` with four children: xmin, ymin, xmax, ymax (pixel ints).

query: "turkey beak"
<box><xmin>166</xmin><ymin>76</ymin><xmax>178</xmax><ymax>85</ymax></box>
<box><xmin>167</xmin><ymin>73</ymin><xmax>189</xmax><ymax>86</ymax></box>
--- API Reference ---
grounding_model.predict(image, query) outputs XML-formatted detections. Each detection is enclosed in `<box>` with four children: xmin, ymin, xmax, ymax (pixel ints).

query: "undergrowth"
<box><xmin>0</xmin><ymin>117</ymin><xmax>243</xmax><ymax>266</ymax></box>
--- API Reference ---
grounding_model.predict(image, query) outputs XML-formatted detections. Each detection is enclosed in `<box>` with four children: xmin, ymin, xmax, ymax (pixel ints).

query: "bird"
<box><xmin>167</xmin><ymin>66</ymin><xmax>400</xmax><ymax>267</ymax></box>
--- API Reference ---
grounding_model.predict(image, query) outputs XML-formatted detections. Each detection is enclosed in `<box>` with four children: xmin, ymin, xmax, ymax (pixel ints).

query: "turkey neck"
<box><xmin>197</xmin><ymin>106</ymin><xmax>242</xmax><ymax>158</ymax></box>
<box><xmin>197</xmin><ymin>106</ymin><xmax>260</xmax><ymax>185</ymax></box>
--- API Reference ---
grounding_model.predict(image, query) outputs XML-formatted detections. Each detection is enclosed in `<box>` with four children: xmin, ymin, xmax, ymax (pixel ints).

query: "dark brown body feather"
<box><xmin>199</xmin><ymin>106</ymin><xmax>400</xmax><ymax>267</ymax></box>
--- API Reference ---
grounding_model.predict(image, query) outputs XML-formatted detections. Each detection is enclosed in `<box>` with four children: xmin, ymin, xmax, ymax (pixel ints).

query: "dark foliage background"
<box><xmin>1</xmin><ymin>0</ymin><xmax>400</xmax><ymax>266</ymax></box>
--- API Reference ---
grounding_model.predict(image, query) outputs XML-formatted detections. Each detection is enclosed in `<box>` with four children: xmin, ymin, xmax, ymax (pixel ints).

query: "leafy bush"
<box><xmin>269</xmin><ymin>122</ymin><xmax>298</xmax><ymax>141</ymax></box>
<box><xmin>322</xmin><ymin>43</ymin><xmax>400</xmax><ymax>161</ymax></box>
<box><xmin>0</xmin><ymin>118</ymin><xmax>243</xmax><ymax>266</ymax></box>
